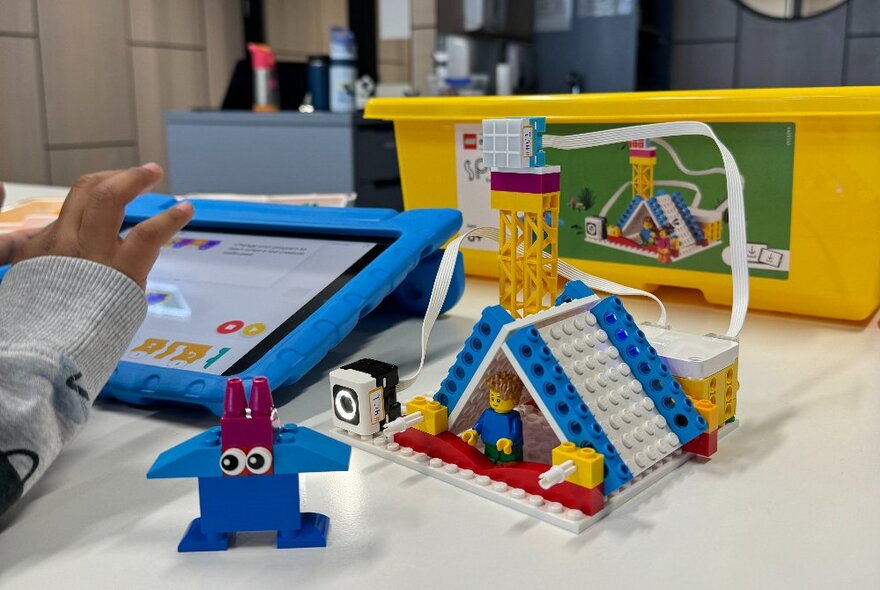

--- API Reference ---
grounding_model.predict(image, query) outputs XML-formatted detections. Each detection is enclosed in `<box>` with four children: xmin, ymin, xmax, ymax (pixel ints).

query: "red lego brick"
<box><xmin>608</xmin><ymin>235</ymin><xmax>658</xmax><ymax>252</ymax></box>
<box><xmin>628</xmin><ymin>147</ymin><xmax>657</xmax><ymax>158</ymax></box>
<box><xmin>682</xmin><ymin>430</ymin><xmax>718</xmax><ymax>457</ymax></box>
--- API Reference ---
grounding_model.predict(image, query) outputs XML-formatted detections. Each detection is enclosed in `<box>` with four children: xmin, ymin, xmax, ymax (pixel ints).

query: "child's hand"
<box><xmin>13</xmin><ymin>164</ymin><xmax>194</xmax><ymax>289</ymax></box>
<box><xmin>0</xmin><ymin>182</ymin><xmax>44</xmax><ymax>265</ymax></box>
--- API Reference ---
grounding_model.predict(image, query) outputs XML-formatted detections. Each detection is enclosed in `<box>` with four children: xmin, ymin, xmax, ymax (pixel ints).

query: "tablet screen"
<box><xmin>123</xmin><ymin>227</ymin><xmax>388</xmax><ymax>376</ymax></box>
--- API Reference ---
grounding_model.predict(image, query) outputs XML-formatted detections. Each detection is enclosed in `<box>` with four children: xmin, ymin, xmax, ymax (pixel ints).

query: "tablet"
<box><xmin>1</xmin><ymin>194</ymin><xmax>462</xmax><ymax>415</ymax></box>
<box><xmin>126</xmin><ymin>227</ymin><xmax>390</xmax><ymax>377</ymax></box>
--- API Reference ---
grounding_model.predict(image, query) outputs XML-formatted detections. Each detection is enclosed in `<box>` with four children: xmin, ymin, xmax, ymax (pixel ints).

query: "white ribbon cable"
<box><xmin>397</xmin><ymin>227</ymin><xmax>495</xmax><ymax>391</ymax></box>
<box><xmin>398</xmin><ymin>226</ymin><xmax>668</xmax><ymax>391</ymax></box>
<box><xmin>556</xmin><ymin>256</ymin><xmax>666</xmax><ymax>325</ymax></box>
<box><xmin>543</xmin><ymin>122</ymin><xmax>748</xmax><ymax>339</ymax></box>
<box><xmin>651</xmin><ymin>137</ymin><xmax>726</xmax><ymax>177</ymax></box>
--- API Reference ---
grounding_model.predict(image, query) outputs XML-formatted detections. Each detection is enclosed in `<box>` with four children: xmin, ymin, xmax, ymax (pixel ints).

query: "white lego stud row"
<box><xmin>605</xmin><ymin>420</ymin><xmax>738</xmax><ymax>500</ymax></box>
<box><xmin>538</xmin><ymin>310</ymin><xmax>681</xmax><ymax>477</ymax></box>
<box><xmin>324</xmin><ymin>419</ymin><xmax>739</xmax><ymax>534</ymax></box>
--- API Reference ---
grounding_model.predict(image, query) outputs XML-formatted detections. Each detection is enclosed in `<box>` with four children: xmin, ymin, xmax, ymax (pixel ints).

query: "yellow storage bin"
<box><xmin>365</xmin><ymin>87</ymin><xmax>880</xmax><ymax>321</ymax></box>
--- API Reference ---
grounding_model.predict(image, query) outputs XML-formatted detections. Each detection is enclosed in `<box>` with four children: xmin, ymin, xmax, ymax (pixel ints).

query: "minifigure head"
<box><xmin>659</xmin><ymin>228</ymin><xmax>668</xmax><ymax>238</ymax></box>
<box><xmin>220</xmin><ymin>377</ymin><xmax>276</xmax><ymax>476</ymax></box>
<box><xmin>643</xmin><ymin>219</ymin><xmax>655</xmax><ymax>229</ymax></box>
<box><xmin>485</xmin><ymin>372</ymin><xmax>522</xmax><ymax>414</ymax></box>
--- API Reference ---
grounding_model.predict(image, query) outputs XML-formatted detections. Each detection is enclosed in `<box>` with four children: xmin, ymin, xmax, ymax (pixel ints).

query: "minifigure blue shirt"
<box><xmin>473</xmin><ymin>408</ymin><xmax>523</xmax><ymax>446</ymax></box>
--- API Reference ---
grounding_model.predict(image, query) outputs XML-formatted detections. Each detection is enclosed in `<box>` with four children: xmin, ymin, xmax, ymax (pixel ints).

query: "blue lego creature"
<box><xmin>148</xmin><ymin>377</ymin><xmax>351</xmax><ymax>552</ymax></box>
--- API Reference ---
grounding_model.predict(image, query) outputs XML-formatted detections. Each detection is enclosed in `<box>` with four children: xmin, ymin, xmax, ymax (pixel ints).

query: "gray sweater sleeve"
<box><xmin>0</xmin><ymin>256</ymin><xmax>146</xmax><ymax>516</ymax></box>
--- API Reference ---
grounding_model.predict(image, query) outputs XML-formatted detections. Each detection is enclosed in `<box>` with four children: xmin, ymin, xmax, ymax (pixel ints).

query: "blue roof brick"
<box><xmin>505</xmin><ymin>327</ymin><xmax>633</xmax><ymax>493</ymax></box>
<box><xmin>591</xmin><ymin>297</ymin><xmax>706</xmax><ymax>445</ymax></box>
<box><xmin>434</xmin><ymin>305</ymin><xmax>514</xmax><ymax>413</ymax></box>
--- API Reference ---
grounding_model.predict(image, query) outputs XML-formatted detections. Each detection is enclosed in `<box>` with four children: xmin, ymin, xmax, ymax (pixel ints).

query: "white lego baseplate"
<box><xmin>318</xmin><ymin>417</ymin><xmax>738</xmax><ymax>534</ymax></box>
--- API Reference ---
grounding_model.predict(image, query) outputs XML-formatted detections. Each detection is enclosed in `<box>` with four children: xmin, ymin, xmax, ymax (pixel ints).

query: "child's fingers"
<box><xmin>0</xmin><ymin>229</ymin><xmax>39</xmax><ymax>265</ymax></box>
<box><xmin>79</xmin><ymin>165</ymin><xmax>163</xmax><ymax>245</ymax></box>
<box><xmin>93</xmin><ymin>163</ymin><xmax>163</xmax><ymax>207</ymax></box>
<box><xmin>58</xmin><ymin>169</ymin><xmax>122</xmax><ymax>223</ymax></box>
<box><xmin>121</xmin><ymin>201</ymin><xmax>193</xmax><ymax>284</ymax></box>
<box><xmin>0</xmin><ymin>236</ymin><xmax>15</xmax><ymax>265</ymax></box>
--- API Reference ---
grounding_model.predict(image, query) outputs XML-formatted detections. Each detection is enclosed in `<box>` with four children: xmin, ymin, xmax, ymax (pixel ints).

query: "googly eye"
<box><xmin>246</xmin><ymin>447</ymin><xmax>273</xmax><ymax>475</ymax></box>
<box><xmin>219</xmin><ymin>448</ymin><xmax>246</xmax><ymax>476</ymax></box>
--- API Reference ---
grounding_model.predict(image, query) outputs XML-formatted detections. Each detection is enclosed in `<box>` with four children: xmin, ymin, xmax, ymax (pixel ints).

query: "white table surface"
<box><xmin>0</xmin><ymin>182</ymin><xmax>70</xmax><ymax>208</ymax></box>
<box><xmin>1</xmin><ymin>183</ymin><xmax>879</xmax><ymax>589</ymax></box>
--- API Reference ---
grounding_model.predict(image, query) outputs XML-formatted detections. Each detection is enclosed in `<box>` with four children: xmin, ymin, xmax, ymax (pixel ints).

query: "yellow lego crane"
<box><xmin>482</xmin><ymin>117</ymin><xmax>560</xmax><ymax>318</ymax></box>
<box><xmin>628</xmin><ymin>139</ymin><xmax>657</xmax><ymax>199</ymax></box>
<box><xmin>493</xmin><ymin>189</ymin><xmax>559</xmax><ymax>318</ymax></box>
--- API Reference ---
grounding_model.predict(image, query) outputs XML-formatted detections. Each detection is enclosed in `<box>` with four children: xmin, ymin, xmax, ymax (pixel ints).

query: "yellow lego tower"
<box><xmin>483</xmin><ymin>117</ymin><xmax>559</xmax><ymax>318</ymax></box>
<box><xmin>492</xmin><ymin>186</ymin><xmax>559</xmax><ymax>318</ymax></box>
<box><xmin>628</xmin><ymin>139</ymin><xmax>657</xmax><ymax>199</ymax></box>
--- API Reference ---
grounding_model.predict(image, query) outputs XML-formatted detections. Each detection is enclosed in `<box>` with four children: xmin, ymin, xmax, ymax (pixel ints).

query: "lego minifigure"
<box><xmin>655</xmin><ymin>227</ymin><xmax>672</xmax><ymax>263</ymax></box>
<box><xmin>639</xmin><ymin>218</ymin><xmax>657</xmax><ymax>245</ymax></box>
<box><xmin>460</xmin><ymin>372</ymin><xmax>523</xmax><ymax>463</ymax></box>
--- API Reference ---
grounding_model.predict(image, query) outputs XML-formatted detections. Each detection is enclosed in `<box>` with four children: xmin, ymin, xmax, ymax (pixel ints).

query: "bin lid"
<box><xmin>364</xmin><ymin>86</ymin><xmax>880</xmax><ymax>122</ymax></box>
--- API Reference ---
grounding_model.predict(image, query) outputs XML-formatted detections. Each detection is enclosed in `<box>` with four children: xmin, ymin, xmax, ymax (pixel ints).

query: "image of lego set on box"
<box><xmin>550</xmin><ymin>122</ymin><xmax>794</xmax><ymax>279</ymax></box>
<box><xmin>326</xmin><ymin>117</ymin><xmax>748</xmax><ymax>534</ymax></box>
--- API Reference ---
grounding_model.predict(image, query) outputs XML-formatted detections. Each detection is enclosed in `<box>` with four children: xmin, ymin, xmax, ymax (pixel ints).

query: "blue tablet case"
<box><xmin>1</xmin><ymin>194</ymin><xmax>462</xmax><ymax>414</ymax></box>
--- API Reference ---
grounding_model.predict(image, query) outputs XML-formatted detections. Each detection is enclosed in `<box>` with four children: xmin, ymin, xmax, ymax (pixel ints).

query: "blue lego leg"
<box><xmin>277</xmin><ymin>512</ymin><xmax>330</xmax><ymax>549</ymax></box>
<box><xmin>178</xmin><ymin>517</ymin><xmax>232</xmax><ymax>552</ymax></box>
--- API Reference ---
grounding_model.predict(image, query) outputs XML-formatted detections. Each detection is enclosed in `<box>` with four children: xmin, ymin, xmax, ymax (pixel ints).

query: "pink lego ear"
<box><xmin>223</xmin><ymin>378</ymin><xmax>247</xmax><ymax>417</ymax></box>
<box><xmin>249</xmin><ymin>377</ymin><xmax>274</xmax><ymax>416</ymax></box>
